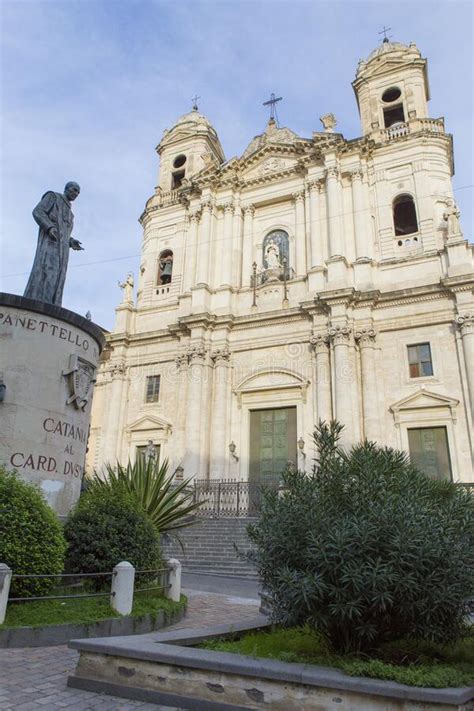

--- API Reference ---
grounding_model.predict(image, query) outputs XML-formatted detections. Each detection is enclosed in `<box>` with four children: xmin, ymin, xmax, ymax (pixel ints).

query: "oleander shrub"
<box><xmin>0</xmin><ymin>467</ymin><xmax>66</xmax><ymax>598</ymax></box>
<box><xmin>64</xmin><ymin>488</ymin><xmax>161</xmax><ymax>585</ymax></box>
<box><xmin>246</xmin><ymin>421</ymin><xmax>474</xmax><ymax>654</ymax></box>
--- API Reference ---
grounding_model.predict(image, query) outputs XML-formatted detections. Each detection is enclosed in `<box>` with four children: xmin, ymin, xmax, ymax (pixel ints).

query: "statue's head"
<box><xmin>64</xmin><ymin>182</ymin><xmax>81</xmax><ymax>201</ymax></box>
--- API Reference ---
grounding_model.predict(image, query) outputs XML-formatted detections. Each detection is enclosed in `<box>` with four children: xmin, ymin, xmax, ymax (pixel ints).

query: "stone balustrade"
<box><xmin>378</xmin><ymin>117</ymin><xmax>445</xmax><ymax>143</ymax></box>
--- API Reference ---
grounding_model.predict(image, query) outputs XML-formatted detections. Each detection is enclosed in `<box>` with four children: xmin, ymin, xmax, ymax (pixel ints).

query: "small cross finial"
<box><xmin>263</xmin><ymin>92</ymin><xmax>283</xmax><ymax>126</ymax></box>
<box><xmin>192</xmin><ymin>94</ymin><xmax>201</xmax><ymax>111</ymax></box>
<box><xmin>378</xmin><ymin>25</ymin><xmax>392</xmax><ymax>43</ymax></box>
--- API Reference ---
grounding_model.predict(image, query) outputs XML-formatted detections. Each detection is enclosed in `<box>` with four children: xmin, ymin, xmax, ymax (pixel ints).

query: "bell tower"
<box><xmin>156</xmin><ymin>107</ymin><xmax>225</xmax><ymax>191</ymax></box>
<box><xmin>352</xmin><ymin>40</ymin><xmax>430</xmax><ymax>135</ymax></box>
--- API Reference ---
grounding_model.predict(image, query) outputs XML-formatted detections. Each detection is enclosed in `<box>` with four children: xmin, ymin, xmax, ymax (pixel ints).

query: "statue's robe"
<box><xmin>24</xmin><ymin>191</ymin><xmax>75</xmax><ymax>306</ymax></box>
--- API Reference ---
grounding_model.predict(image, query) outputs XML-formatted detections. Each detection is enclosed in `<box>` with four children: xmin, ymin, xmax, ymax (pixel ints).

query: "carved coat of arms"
<box><xmin>62</xmin><ymin>354</ymin><xmax>97</xmax><ymax>410</ymax></box>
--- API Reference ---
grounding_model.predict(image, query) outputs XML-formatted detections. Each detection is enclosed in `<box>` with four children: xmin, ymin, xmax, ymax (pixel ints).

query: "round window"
<box><xmin>382</xmin><ymin>87</ymin><xmax>401</xmax><ymax>103</ymax></box>
<box><xmin>173</xmin><ymin>154</ymin><xmax>186</xmax><ymax>169</ymax></box>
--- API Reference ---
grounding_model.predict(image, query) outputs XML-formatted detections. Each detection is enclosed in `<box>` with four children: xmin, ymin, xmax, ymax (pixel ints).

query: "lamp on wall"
<box><xmin>0</xmin><ymin>375</ymin><xmax>5</xmax><ymax>403</ymax></box>
<box><xmin>229</xmin><ymin>441</ymin><xmax>239</xmax><ymax>461</ymax></box>
<box><xmin>298</xmin><ymin>437</ymin><xmax>306</xmax><ymax>458</ymax></box>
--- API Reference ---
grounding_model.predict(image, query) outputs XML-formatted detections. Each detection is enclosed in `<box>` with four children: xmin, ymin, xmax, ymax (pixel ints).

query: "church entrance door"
<box><xmin>249</xmin><ymin>407</ymin><xmax>297</xmax><ymax>487</ymax></box>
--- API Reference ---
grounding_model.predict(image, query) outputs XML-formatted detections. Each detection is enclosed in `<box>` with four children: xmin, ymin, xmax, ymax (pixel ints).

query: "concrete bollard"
<box><xmin>0</xmin><ymin>564</ymin><xmax>12</xmax><ymax>625</ymax></box>
<box><xmin>111</xmin><ymin>561</ymin><xmax>135</xmax><ymax>615</ymax></box>
<box><xmin>165</xmin><ymin>558</ymin><xmax>182</xmax><ymax>602</ymax></box>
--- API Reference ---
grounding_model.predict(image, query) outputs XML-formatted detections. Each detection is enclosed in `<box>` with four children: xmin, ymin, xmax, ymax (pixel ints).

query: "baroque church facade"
<box><xmin>88</xmin><ymin>40</ymin><xmax>474</xmax><ymax>484</ymax></box>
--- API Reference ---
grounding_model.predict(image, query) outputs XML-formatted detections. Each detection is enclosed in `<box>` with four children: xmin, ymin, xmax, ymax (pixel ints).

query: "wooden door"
<box><xmin>249</xmin><ymin>407</ymin><xmax>297</xmax><ymax>485</ymax></box>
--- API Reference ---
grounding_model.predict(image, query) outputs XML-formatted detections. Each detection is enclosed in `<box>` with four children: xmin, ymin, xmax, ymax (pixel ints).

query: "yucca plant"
<box><xmin>86</xmin><ymin>457</ymin><xmax>203</xmax><ymax>534</ymax></box>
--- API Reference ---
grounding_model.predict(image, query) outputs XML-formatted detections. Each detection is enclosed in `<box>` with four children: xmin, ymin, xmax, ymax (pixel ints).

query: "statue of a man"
<box><xmin>24</xmin><ymin>182</ymin><xmax>83</xmax><ymax>306</ymax></box>
<box><xmin>118</xmin><ymin>272</ymin><xmax>134</xmax><ymax>302</ymax></box>
<box><xmin>443</xmin><ymin>198</ymin><xmax>461</xmax><ymax>238</ymax></box>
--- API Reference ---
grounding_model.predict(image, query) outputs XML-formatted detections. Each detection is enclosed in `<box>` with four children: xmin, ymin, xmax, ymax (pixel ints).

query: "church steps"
<box><xmin>161</xmin><ymin>517</ymin><xmax>259</xmax><ymax>580</ymax></box>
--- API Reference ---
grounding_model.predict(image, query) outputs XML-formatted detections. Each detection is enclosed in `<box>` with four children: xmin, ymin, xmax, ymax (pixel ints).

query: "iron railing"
<box><xmin>8</xmin><ymin>567</ymin><xmax>170</xmax><ymax>603</ymax></box>
<box><xmin>193</xmin><ymin>479</ymin><xmax>281</xmax><ymax>518</ymax></box>
<box><xmin>192</xmin><ymin>479</ymin><xmax>473</xmax><ymax>518</ymax></box>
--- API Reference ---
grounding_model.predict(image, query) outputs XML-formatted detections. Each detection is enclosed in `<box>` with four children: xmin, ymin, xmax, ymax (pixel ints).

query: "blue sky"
<box><xmin>1</xmin><ymin>0</ymin><xmax>472</xmax><ymax>329</ymax></box>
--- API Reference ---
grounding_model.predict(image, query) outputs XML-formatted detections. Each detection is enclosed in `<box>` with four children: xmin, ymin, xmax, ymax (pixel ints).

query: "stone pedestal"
<box><xmin>0</xmin><ymin>293</ymin><xmax>105</xmax><ymax>516</ymax></box>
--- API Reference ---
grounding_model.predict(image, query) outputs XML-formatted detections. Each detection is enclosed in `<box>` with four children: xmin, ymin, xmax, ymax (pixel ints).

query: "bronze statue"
<box><xmin>24</xmin><ymin>182</ymin><xmax>84</xmax><ymax>306</ymax></box>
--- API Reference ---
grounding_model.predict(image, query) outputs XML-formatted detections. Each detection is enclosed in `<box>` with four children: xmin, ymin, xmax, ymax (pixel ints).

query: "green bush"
<box><xmin>0</xmin><ymin>467</ymin><xmax>66</xmax><ymax>598</ymax></box>
<box><xmin>64</xmin><ymin>488</ymin><xmax>162</xmax><ymax>583</ymax></box>
<box><xmin>247</xmin><ymin>422</ymin><xmax>474</xmax><ymax>654</ymax></box>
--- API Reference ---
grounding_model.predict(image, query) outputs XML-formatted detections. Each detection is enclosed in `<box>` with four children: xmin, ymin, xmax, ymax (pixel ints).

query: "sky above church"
<box><xmin>1</xmin><ymin>0</ymin><xmax>472</xmax><ymax>329</ymax></box>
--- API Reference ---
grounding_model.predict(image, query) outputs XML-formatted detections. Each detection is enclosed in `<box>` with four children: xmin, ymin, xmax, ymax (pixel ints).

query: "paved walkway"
<box><xmin>0</xmin><ymin>587</ymin><xmax>261</xmax><ymax>711</ymax></box>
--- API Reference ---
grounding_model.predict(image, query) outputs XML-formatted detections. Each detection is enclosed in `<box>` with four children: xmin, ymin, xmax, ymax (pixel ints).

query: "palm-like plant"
<box><xmin>86</xmin><ymin>458</ymin><xmax>202</xmax><ymax>534</ymax></box>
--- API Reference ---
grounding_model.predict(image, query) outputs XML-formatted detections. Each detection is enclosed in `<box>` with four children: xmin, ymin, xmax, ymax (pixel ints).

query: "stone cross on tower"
<box><xmin>263</xmin><ymin>93</ymin><xmax>283</xmax><ymax>126</ymax></box>
<box><xmin>378</xmin><ymin>25</ymin><xmax>392</xmax><ymax>43</ymax></box>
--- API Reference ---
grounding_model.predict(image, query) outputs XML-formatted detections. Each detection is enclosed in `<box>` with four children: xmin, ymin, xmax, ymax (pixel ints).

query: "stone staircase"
<box><xmin>161</xmin><ymin>517</ymin><xmax>259</xmax><ymax>579</ymax></box>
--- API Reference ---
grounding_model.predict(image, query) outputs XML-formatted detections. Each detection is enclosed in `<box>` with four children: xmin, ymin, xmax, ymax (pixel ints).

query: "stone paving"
<box><xmin>0</xmin><ymin>588</ymin><xmax>260</xmax><ymax>710</ymax></box>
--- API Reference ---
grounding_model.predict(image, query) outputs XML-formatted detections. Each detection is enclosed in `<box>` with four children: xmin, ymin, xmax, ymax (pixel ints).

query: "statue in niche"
<box><xmin>265</xmin><ymin>242</ymin><xmax>281</xmax><ymax>269</ymax></box>
<box><xmin>443</xmin><ymin>198</ymin><xmax>461</xmax><ymax>238</ymax></box>
<box><xmin>24</xmin><ymin>182</ymin><xmax>84</xmax><ymax>306</ymax></box>
<box><xmin>118</xmin><ymin>272</ymin><xmax>134</xmax><ymax>302</ymax></box>
<box><xmin>263</xmin><ymin>240</ymin><xmax>283</xmax><ymax>283</ymax></box>
<box><xmin>159</xmin><ymin>252</ymin><xmax>173</xmax><ymax>284</ymax></box>
<box><xmin>144</xmin><ymin>440</ymin><xmax>157</xmax><ymax>463</ymax></box>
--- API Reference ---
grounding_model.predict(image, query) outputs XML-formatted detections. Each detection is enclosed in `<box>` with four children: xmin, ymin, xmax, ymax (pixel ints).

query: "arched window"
<box><xmin>393</xmin><ymin>194</ymin><xmax>418</xmax><ymax>236</ymax></box>
<box><xmin>262</xmin><ymin>230</ymin><xmax>289</xmax><ymax>271</ymax></box>
<box><xmin>158</xmin><ymin>250</ymin><xmax>173</xmax><ymax>285</ymax></box>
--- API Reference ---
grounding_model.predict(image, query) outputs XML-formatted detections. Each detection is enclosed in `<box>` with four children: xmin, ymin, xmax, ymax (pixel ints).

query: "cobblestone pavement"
<box><xmin>0</xmin><ymin>589</ymin><xmax>260</xmax><ymax>710</ymax></box>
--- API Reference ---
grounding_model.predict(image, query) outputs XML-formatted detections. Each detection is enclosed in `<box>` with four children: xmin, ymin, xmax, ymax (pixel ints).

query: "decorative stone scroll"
<box><xmin>210</xmin><ymin>346</ymin><xmax>231</xmax><ymax>364</ymax></box>
<box><xmin>309</xmin><ymin>333</ymin><xmax>330</xmax><ymax>354</ymax></box>
<box><xmin>329</xmin><ymin>325</ymin><xmax>352</xmax><ymax>345</ymax></box>
<box><xmin>186</xmin><ymin>345</ymin><xmax>207</xmax><ymax>362</ymax></box>
<box><xmin>457</xmin><ymin>313</ymin><xmax>474</xmax><ymax>334</ymax></box>
<box><xmin>111</xmin><ymin>361</ymin><xmax>126</xmax><ymax>378</ymax></box>
<box><xmin>355</xmin><ymin>328</ymin><xmax>377</xmax><ymax>347</ymax></box>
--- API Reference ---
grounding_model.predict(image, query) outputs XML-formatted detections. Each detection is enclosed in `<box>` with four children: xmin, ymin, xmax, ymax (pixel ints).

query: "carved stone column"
<box><xmin>293</xmin><ymin>190</ymin><xmax>307</xmax><ymax>275</ymax></box>
<box><xmin>355</xmin><ymin>328</ymin><xmax>379</xmax><ymax>442</ymax></box>
<box><xmin>350</xmin><ymin>169</ymin><xmax>371</xmax><ymax>259</ymax></box>
<box><xmin>221</xmin><ymin>203</ymin><xmax>234</xmax><ymax>286</ymax></box>
<box><xmin>326</xmin><ymin>167</ymin><xmax>343</xmax><ymax>257</ymax></box>
<box><xmin>184</xmin><ymin>345</ymin><xmax>206</xmax><ymax>478</ymax></box>
<box><xmin>329</xmin><ymin>325</ymin><xmax>355</xmax><ymax>445</ymax></box>
<box><xmin>173</xmin><ymin>354</ymin><xmax>189</xmax><ymax>469</ymax></box>
<box><xmin>183</xmin><ymin>211</ymin><xmax>200</xmax><ymax>292</ymax></box>
<box><xmin>102</xmin><ymin>361</ymin><xmax>127</xmax><ymax>465</ymax></box>
<box><xmin>232</xmin><ymin>195</ymin><xmax>242</xmax><ymax>285</ymax></box>
<box><xmin>308</xmin><ymin>180</ymin><xmax>323</xmax><ymax>267</ymax></box>
<box><xmin>310</xmin><ymin>334</ymin><xmax>332</xmax><ymax>423</ymax></box>
<box><xmin>457</xmin><ymin>314</ymin><xmax>474</xmax><ymax>418</ymax></box>
<box><xmin>241</xmin><ymin>204</ymin><xmax>255</xmax><ymax>287</ymax></box>
<box><xmin>209</xmin><ymin>347</ymin><xmax>231</xmax><ymax>478</ymax></box>
<box><xmin>196</xmin><ymin>200</ymin><xmax>212</xmax><ymax>286</ymax></box>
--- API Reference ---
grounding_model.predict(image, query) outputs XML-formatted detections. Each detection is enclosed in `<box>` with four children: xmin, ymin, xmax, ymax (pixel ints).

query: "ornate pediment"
<box><xmin>242</xmin><ymin>154</ymin><xmax>299</xmax><ymax>180</ymax></box>
<box><xmin>390</xmin><ymin>388</ymin><xmax>459</xmax><ymax>424</ymax></box>
<box><xmin>126</xmin><ymin>414</ymin><xmax>172</xmax><ymax>434</ymax></box>
<box><xmin>234</xmin><ymin>368</ymin><xmax>309</xmax><ymax>406</ymax></box>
